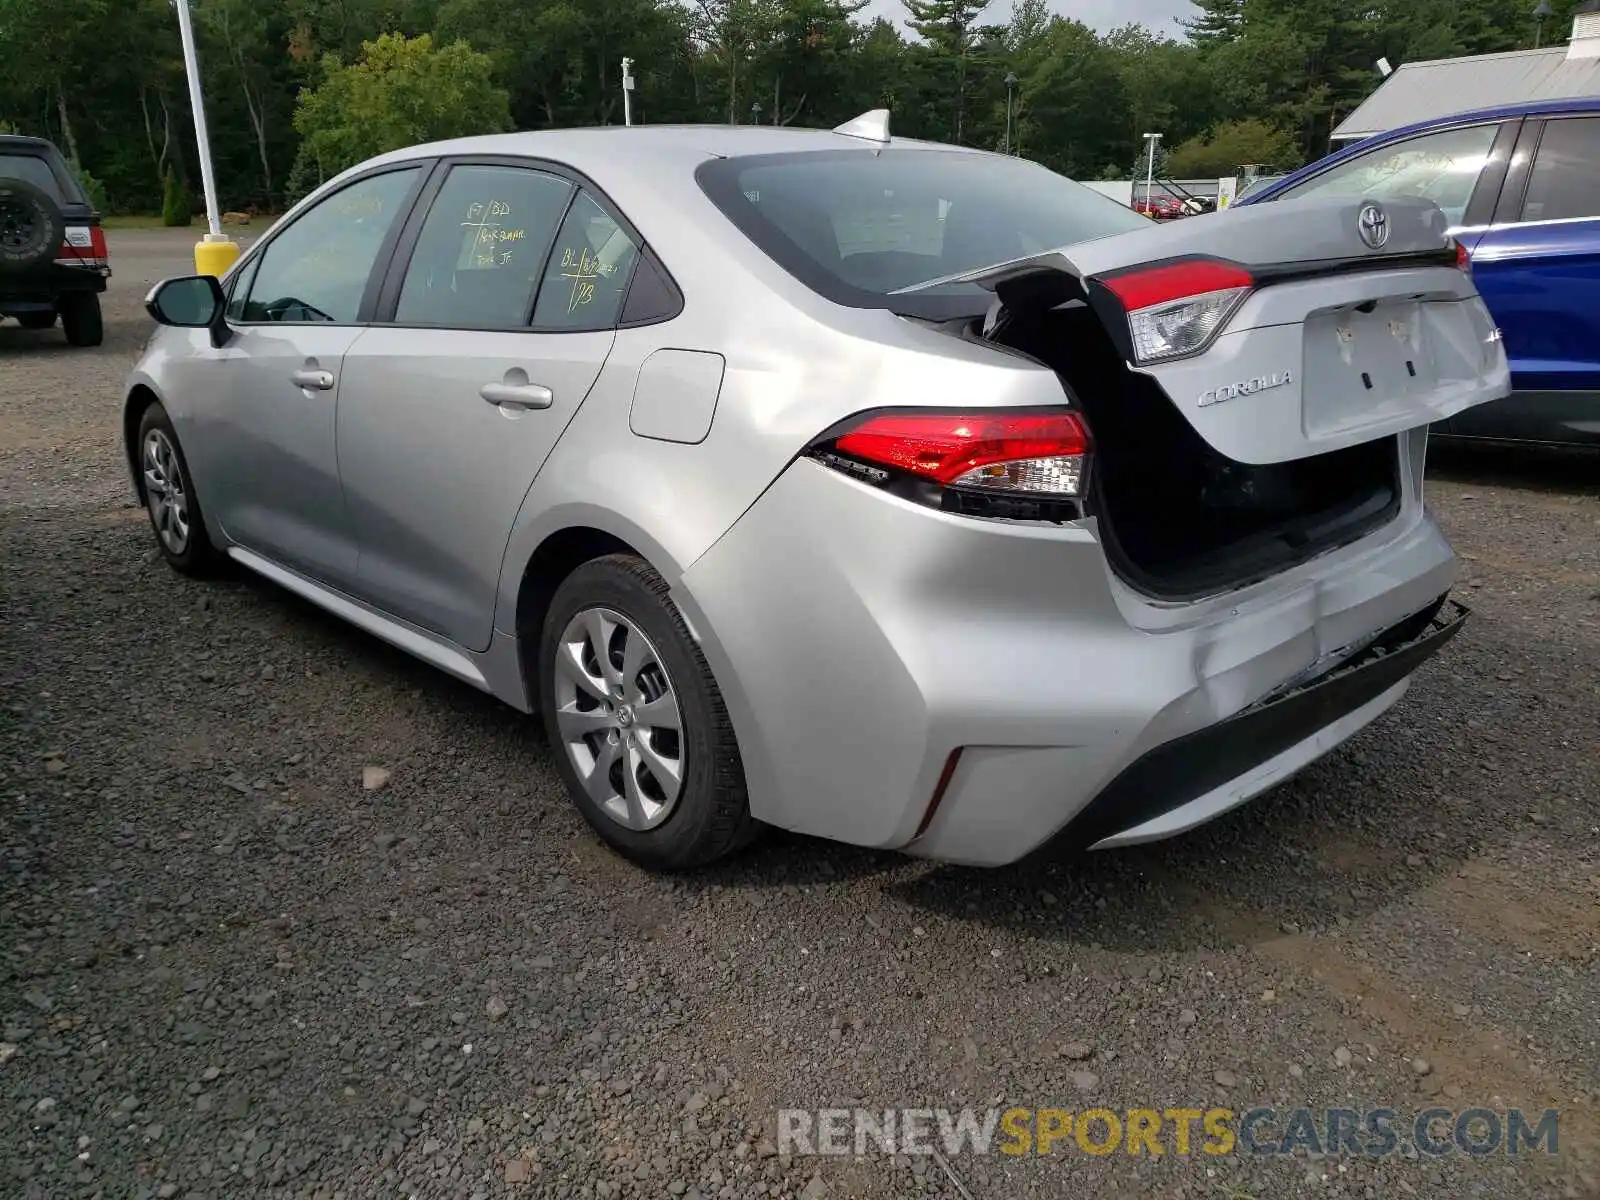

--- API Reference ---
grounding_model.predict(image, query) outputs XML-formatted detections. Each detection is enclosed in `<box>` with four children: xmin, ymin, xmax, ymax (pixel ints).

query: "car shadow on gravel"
<box><xmin>1428</xmin><ymin>439</ymin><xmax>1600</xmax><ymax>496</ymax></box>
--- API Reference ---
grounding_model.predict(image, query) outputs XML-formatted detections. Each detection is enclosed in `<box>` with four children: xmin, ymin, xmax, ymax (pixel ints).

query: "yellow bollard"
<box><xmin>194</xmin><ymin>232</ymin><xmax>241</xmax><ymax>278</ymax></box>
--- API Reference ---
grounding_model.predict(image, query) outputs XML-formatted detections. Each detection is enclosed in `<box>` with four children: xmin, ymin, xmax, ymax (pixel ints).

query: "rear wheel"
<box><xmin>137</xmin><ymin>402</ymin><xmax>222</xmax><ymax>577</ymax></box>
<box><xmin>60</xmin><ymin>292</ymin><xmax>102</xmax><ymax>347</ymax></box>
<box><xmin>538</xmin><ymin>554</ymin><xmax>756</xmax><ymax>870</ymax></box>
<box><xmin>17</xmin><ymin>310</ymin><xmax>56</xmax><ymax>330</ymax></box>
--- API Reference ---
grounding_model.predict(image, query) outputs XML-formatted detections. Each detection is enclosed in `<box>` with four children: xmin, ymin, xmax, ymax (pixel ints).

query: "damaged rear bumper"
<box><xmin>1080</xmin><ymin>596</ymin><xmax>1467</xmax><ymax>850</ymax></box>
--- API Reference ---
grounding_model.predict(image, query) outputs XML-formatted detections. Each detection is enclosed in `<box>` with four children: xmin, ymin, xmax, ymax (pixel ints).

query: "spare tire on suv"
<box><xmin>0</xmin><ymin>176</ymin><xmax>66</xmax><ymax>274</ymax></box>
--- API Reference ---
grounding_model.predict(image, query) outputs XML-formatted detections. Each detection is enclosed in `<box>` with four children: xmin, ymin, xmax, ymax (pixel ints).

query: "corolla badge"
<box><xmin>1357</xmin><ymin>202</ymin><xmax>1390</xmax><ymax>250</ymax></box>
<box><xmin>1199</xmin><ymin>370</ymin><xmax>1293</xmax><ymax>408</ymax></box>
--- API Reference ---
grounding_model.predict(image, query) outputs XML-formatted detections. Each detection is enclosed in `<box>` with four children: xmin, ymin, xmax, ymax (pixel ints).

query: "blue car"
<box><xmin>1239</xmin><ymin>99</ymin><xmax>1600</xmax><ymax>447</ymax></box>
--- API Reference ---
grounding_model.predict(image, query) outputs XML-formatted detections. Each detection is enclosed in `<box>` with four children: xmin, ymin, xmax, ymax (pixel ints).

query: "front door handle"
<box><xmin>291</xmin><ymin>368</ymin><xmax>335</xmax><ymax>391</ymax></box>
<box><xmin>480</xmin><ymin>382</ymin><xmax>554</xmax><ymax>411</ymax></box>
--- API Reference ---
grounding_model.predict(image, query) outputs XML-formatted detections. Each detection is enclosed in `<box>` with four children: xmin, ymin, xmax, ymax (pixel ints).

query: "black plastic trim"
<box><xmin>1060</xmin><ymin>596</ymin><xmax>1467</xmax><ymax>850</ymax></box>
<box><xmin>1494</xmin><ymin>119</ymin><xmax>1544</xmax><ymax>226</ymax></box>
<box><xmin>1463</xmin><ymin>119</ymin><xmax>1522</xmax><ymax>229</ymax></box>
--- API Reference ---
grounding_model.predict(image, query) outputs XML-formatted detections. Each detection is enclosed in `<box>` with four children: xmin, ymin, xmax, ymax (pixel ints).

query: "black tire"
<box><xmin>0</xmin><ymin>177</ymin><xmax>65</xmax><ymax>274</ymax></box>
<box><xmin>60</xmin><ymin>292</ymin><xmax>102</xmax><ymax>347</ymax></box>
<box><xmin>16</xmin><ymin>310</ymin><xmax>56</xmax><ymax>330</ymax></box>
<box><xmin>135</xmin><ymin>401</ymin><xmax>223</xmax><ymax>577</ymax></box>
<box><xmin>538</xmin><ymin>554</ymin><xmax>758</xmax><ymax>870</ymax></box>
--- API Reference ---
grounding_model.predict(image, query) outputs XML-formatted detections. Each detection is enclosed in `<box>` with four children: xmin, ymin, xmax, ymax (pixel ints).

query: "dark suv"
<box><xmin>1</xmin><ymin>134</ymin><xmax>109</xmax><ymax>346</ymax></box>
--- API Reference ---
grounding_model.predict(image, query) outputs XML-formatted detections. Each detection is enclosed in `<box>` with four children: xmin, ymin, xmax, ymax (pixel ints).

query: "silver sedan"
<box><xmin>125</xmin><ymin>114</ymin><xmax>1508</xmax><ymax>869</ymax></box>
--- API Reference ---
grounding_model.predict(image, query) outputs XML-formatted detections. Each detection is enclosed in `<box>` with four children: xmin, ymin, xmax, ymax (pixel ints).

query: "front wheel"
<box><xmin>538</xmin><ymin>554</ymin><xmax>756</xmax><ymax>870</ymax></box>
<box><xmin>137</xmin><ymin>402</ymin><xmax>222</xmax><ymax>576</ymax></box>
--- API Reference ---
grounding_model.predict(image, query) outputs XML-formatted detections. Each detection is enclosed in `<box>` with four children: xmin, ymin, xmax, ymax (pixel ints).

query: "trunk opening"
<box><xmin>988</xmin><ymin>302</ymin><xmax>1402</xmax><ymax>599</ymax></box>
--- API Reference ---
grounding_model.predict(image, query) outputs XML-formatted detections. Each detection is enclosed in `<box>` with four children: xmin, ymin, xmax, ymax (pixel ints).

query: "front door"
<box><xmin>208</xmin><ymin>165</ymin><xmax>424</xmax><ymax>586</ymax></box>
<box><xmin>337</xmin><ymin>163</ymin><xmax>642</xmax><ymax>650</ymax></box>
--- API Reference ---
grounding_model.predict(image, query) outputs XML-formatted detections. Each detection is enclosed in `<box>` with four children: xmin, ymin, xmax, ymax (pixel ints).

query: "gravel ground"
<box><xmin>2</xmin><ymin>228</ymin><xmax>1597</xmax><ymax>1200</ymax></box>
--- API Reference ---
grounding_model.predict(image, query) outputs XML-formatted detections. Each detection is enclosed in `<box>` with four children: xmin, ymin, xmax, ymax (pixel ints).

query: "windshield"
<box><xmin>696</xmin><ymin>148</ymin><xmax>1150</xmax><ymax>318</ymax></box>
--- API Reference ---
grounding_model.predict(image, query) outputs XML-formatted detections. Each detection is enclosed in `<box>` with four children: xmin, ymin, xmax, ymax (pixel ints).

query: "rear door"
<box><xmin>336</xmin><ymin>160</ymin><xmax>642</xmax><ymax>651</ymax></box>
<box><xmin>955</xmin><ymin>194</ymin><xmax>1509</xmax><ymax>465</ymax></box>
<box><xmin>1451</xmin><ymin>114</ymin><xmax>1600</xmax><ymax>441</ymax></box>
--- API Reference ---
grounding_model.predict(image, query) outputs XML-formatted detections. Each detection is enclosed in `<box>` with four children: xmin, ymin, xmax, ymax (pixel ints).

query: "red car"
<box><xmin>1131</xmin><ymin>194</ymin><xmax>1184</xmax><ymax>220</ymax></box>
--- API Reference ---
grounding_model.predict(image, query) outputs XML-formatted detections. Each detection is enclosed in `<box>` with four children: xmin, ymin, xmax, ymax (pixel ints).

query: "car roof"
<box><xmin>1240</xmin><ymin>97</ymin><xmax>1599</xmax><ymax>204</ymax></box>
<box><xmin>360</xmin><ymin>123</ymin><xmax>984</xmax><ymax>179</ymax></box>
<box><xmin>0</xmin><ymin>134</ymin><xmax>60</xmax><ymax>154</ymax></box>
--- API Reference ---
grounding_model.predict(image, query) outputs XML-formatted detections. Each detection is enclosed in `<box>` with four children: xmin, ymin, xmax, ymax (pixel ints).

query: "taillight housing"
<box><xmin>1454</xmin><ymin>239</ymin><xmax>1471</xmax><ymax>273</ymax></box>
<box><xmin>810</xmin><ymin>408</ymin><xmax>1092</xmax><ymax>523</ymax></box>
<box><xmin>55</xmin><ymin>224</ymin><xmax>109</xmax><ymax>272</ymax></box>
<box><xmin>1096</xmin><ymin>257</ymin><xmax>1254</xmax><ymax>365</ymax></box>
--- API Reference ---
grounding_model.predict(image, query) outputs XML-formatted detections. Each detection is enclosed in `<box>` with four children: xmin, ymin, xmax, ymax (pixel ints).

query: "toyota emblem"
<box><xmin>1357</xmin><ymin>202</ymin><xmax>1389</xmax><ymax>250</ymax></box>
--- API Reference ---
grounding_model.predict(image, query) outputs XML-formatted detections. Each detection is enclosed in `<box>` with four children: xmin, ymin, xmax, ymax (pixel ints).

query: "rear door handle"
<box><xmin>480</xmin><ymin>382</ymin><xmax>554</xmax><ymax>411</ymax></box>
<box><xmin>291</xmin><ymin>369</ymin><xmax>335</xmax><ymax>391</ymax></box>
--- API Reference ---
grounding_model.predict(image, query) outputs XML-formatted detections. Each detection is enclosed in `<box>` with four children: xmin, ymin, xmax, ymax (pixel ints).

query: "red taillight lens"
<box><xmin>832</xmin><ymin>410</ymin><xmax>1091</xmax><ymax>496</ymax></box>
<box><xmin>1099</xmin><ymin>258</ymin><xmax>1254</xmax><ymax>365</ymax></box>
<box><xmin>1102</xmin><ymin>260</ymin><xmax>1254</xmax><ymax>310</ymax></box>
<box><xmin>1454</xmin><ymin>240</ymin><xmax>1471</xmax><ymax>272</ymax></box>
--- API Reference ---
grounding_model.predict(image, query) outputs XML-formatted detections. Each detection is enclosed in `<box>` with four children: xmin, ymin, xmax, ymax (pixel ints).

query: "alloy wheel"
<box><xmin>142</xmin><ymin>428</ymin><xmax>190</xmax><ymax>555</ymax></box>
<box><xmin>552</xmin><ymin>607</ymin><xmax>684</xmax><ymax>831</ymax></box>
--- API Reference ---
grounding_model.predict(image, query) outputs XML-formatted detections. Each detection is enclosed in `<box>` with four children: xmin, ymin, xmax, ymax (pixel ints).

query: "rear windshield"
<box><xmin>696</xmin><ymin>148</ymin><xmax>1150</xmax><ymax>318</ymax></box>
<box><xmin>0</xmin><ymin>151</ymin><xmax>75</xmax><ymax>202</ymax></box>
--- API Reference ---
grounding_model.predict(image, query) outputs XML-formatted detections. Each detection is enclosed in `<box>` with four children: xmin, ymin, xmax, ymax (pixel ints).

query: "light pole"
<box><xmin>621</xmin><ymin>57</ymin><xmax>635</xmax><ymax>126</ymax></box>
<box><xmin>173</xmin><ymin>0</ymin><xmax>238</xmax><ymax>276</ymax></box>
<box><xmin>1004</xmin><ymin>72</ymin><xmax>1018</xmax><ymax>155</ymax></box>
<box><xmin>1533</xmin><ymin>0</ymin><xmax>1552</xmax><ymax>47</ymax></box>
<box><xmin>1142</xmin><ymin>131</ymin><xmax>1162</xmax><ymax>214</ymax></box>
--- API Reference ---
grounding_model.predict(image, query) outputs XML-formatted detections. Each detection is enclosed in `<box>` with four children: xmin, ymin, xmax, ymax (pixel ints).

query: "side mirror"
<box><xmin>145</xmin><ymin>274</ymin><xmax>232</xmax><ymax>347</ymax></box>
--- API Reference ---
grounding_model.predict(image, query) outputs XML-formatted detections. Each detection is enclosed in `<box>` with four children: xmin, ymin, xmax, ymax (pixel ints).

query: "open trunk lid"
<box><xmin>929</xmin><ymin>195</ymin><xmax>1510</xmax><ymax>464</ymax></box>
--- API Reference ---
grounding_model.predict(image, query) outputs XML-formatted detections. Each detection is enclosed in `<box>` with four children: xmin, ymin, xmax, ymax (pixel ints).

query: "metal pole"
<box><xmin>1143</xmin><ymin>132</ymin><xmax>1161</xmax><ymax>212</ymax></box>
<box><xmin>621</xmin><ymin>57</ymin><xmax>635</xmax><ymax>126</ymax></box>
<box><xmin>174</xmin><ymin>0</ymin><xmax>222</xmax><ymax>238</ymax></box>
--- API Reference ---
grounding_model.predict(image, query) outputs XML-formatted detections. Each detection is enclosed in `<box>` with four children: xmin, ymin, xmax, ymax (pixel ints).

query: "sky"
<box><xmin>860</xmin><ymin>0</ymin><xmax>1195</xmax><ymax>37</ymax></box>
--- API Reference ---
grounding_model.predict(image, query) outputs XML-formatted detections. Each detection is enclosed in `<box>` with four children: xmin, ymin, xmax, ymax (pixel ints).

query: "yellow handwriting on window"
<box><xmin>557</xmin><ymin>245</ymin><xmax>601</xmax><ymax>313</ymax></box>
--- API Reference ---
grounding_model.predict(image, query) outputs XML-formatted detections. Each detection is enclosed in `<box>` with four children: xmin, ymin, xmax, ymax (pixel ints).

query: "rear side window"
<box><xmin>696</xmin><ymin>149</ymin><xmax>1150</xmax><ymax>318</ymax></box>
<box><xmin>396</xmin><ymin>164</ymin><xmax>574</xmax><ymax>328</ymax></box>
<box><xmin>1276</xmin><ymin>123</ymin><xmax>1500</xmax><ymax>227</ymax></box>
<box><xmin>1</xmin><ymin>153</ymin><xmax>67</xmax><ymax>200</ymax></box>
<box><xmin>531</xmin><ymin>191</ymin><xmax>640</xmax><ymax>330</ymax></box>
<box><xmin>1520</xmin><ymin>117</ymin><xmax>1600</xmax><ymax>223</ymax></box>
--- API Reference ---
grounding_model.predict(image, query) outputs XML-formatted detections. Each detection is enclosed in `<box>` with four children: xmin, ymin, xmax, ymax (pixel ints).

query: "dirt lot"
<box><xmin>2</xmin><ymin>227</ymin><xmax>1597</xmax><ymax>1200</ymax></box>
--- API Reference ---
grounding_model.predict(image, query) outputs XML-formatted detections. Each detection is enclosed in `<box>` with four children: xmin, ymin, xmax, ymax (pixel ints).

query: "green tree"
<box><xmin>901</xmin><ymin>0</ymin><xmax>992</xmax><ymax>143</ymax></box>
<box><xmin>1166</xmin><ymin>117</ymin><xmax>1299</xmax><ymax>176</ymax></box>
<box><xmin>288</xmin><ymin>32</ymin><xmax>509</xmax><ymax>196</ymax></box>
<box><xmin>162</xmin><ymin>166</ymin><xmax>192</xmax><ymax>226</ymax></box>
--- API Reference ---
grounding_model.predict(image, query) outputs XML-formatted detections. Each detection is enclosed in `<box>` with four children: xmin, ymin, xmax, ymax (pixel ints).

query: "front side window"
<box><xmin>696</xmin><ymin>149</ymin><xmax>1151</xmax><ymax>318</ymax></box>
<box><xmin>531</xmin><ymin>191</ymin><xmax>641</xmax><ymax>329</ymax></box>
<box><xmin>1520</xmin><ymin>117</ymin><xmax>1600</xmax><ymax>224</ymax></box>
<box><xmin>1277</xmin><ymin>123</ymin><xmax>1500</xmax><ymax>227</ymax></box>
<box><xmin>395</xmin><ymin>164</ymin><xmax>574</xmax><ymax>328</ymax></box>
<box><xmin>240</xmin><ymin>167</ymin><xmax>420</xmax><ymax>324</ymax></box>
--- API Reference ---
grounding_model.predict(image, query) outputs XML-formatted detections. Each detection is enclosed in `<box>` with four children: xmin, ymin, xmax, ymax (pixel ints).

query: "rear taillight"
<box><xmin>55</xmin><ymin>224</ymin><xmax>109</xmax><ymax>270</ymax></box>
<box><xmin>813</xmin><ymin>409</ymin><xmax>1091</xmax><ymax>521</ymax></box>
<box><xmin>1454</xmin><ymin>240</ymin><xmax>1471</xmax><ymax>272</ymax></box>
<box><xmin>1098</xmin><ymin>258</ymin><xmax>1254</xmax><ymax>365</ymax></box>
